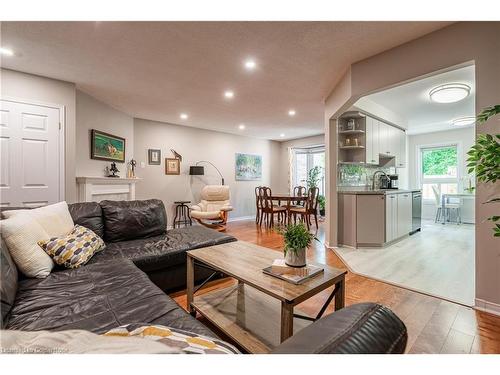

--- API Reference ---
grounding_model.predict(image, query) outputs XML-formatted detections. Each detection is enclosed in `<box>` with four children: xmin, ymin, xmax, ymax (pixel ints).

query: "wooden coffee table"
<box><xmin>186</xmin><ymin>241</ymin><xmax>347</xmax><ymax>353</ymax></box>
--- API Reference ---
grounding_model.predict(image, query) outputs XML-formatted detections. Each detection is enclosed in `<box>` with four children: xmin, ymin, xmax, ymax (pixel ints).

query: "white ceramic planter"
<box><xmin>284</xmin><ymin>248</ymin><xmax>306</xmax><ymax>267</ymax></box>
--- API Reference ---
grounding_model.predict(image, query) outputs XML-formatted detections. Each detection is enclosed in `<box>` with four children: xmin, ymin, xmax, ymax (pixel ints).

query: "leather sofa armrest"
<box><xmin>220</xmin><ymin>204</ymin><xmax>233</xmax><ymax>212</ymax></box>
<box><xmin>271</xmin><ymin>303</ymin><xmax>407</xmax><ymax>354</ymax></box>
<box><xmin>190</xmin><ymin>204</ymin><xmax>202</xmax><ymax>211</ymax></box>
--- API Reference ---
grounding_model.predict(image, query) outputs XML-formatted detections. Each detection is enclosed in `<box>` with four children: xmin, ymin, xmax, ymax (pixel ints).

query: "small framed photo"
<box><xmin>148</xmin><ymin>149</ymin><xmax>161</xmax><ymax>165</ymax></box>
<box><xmin>165</xmin><ymin>158</ymin><xmax>180</xmax><ymax>175</ymax></box>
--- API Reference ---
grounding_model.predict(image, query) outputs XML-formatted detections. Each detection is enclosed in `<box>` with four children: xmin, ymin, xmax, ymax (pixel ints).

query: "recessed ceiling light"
<box><xmin>180</xmin><ymin>113</ymin><xmax>188</xmax><ymax>120</ymax></box>
<box><xmin>238</xmin><ymin>124</ymin><xmax>246</xmax><ymax>130</ymax></box>
<box><xmin>224</xmin><ymin>90</ymin><xmax>234</xmax><ymax>99</ymax></box>
<box><xmin>244</xmin><ymin>59</ymin><xmax>257</xmax><ymax>70</ymax></box>
<box><xmin>0</xmin><ymin>47</ymin><xmax>14</xmax><ymax>56</ymax></box>
<box><xmin>288</xmin><ymin>109</ymin><xmax>296</xmax><ymax>116</ymax></box>
<box><xmin>429</xmin><ymin>83</ymin><xmax>471</xmax><ymax>103</ymax></box>
<box><xmin>280</xmin><ymin>133</ymin><xmax>285</xmax><ymax>138</ymax></box>
<box><xmin>452</xmin><ymin>116</ymin><xmax>476</xmax><ymax>126</ymax></box>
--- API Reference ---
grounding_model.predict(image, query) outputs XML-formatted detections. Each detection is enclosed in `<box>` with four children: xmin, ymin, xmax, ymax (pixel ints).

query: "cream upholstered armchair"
<box><xmin>190</xmin><ymin>185</ymin><xmax>233</xmax><ymax>231</ymax></box>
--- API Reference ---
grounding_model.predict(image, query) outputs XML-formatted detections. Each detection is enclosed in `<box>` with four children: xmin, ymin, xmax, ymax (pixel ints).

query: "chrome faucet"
<box><xmin>372</xmin><ymin>170</ymin><xmax>388</xmax><ymax>190</ymax></box>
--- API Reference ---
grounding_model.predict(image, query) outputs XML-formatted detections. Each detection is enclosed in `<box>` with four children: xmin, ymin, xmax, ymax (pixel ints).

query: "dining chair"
<box><xmin>255</xmin><ymin>186</ymin><xmax>263</xmax><ymax>225</ymax></box>
<box><xmin>290</xmin><ymin>186</ymin><xmax>307</xmax><ymax>208</ymax></box>
<box><xmin>259</xmin><ymin>187</ymin><xmax>286</xmax><ymax>228</ymax></box>
<box><xmin>431</xmin><ymin>185</ymin><xmax>461</xmax><ymax>224</ymax></box>
<box><xmin>290</xmin><ymin>187</ymin><xmax>319</xmax><ymax>230</ymax></box>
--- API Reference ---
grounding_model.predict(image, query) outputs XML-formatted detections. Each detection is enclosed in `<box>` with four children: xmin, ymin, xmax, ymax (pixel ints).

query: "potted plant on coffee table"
<box><xmin>279</xmin><ymin>223</ymin><xmax>314</xmax><ymax>267</ymax></box>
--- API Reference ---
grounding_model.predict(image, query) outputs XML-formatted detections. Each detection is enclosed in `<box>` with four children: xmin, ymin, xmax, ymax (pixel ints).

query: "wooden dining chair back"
<box><xmin>308</xmin><ymin>187</ymin><xmax>320</xmax><ymax>230</ymax></box>
<box><xmin>258</xmin><ymin>187</ymin><xmax>285</xmax><ymax>228</ymax></box>
<box><xmin>292</xmin><ymin>186</ymin><xmax>307</xmax><ymax>206</ymax></box>
<box><xmin>255</xmin><ymin>186</ymin><xmax>263</xmax><ymax>224</ymax></box>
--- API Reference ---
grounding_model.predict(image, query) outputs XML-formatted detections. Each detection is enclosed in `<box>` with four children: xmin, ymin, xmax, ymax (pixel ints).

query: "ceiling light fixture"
<box><xmin>280</xmin><ymin>133</ymin><xmax>285</xmax><ymax>138</ymax></box>
<box><xmin>224</xmin><ymin>90</ymin><xmax>234</xmax><ymax>99</ymax></box>
<box><xmin>452</xmin><ymin>116</ymin><xmax>476</xmax><ymax>126</ymax></box>
<box><xmin>0</xmin><ymin>47</ymin><xmax>14</xmax><ymax>56</ymax></box>
<box><xmin>180</xmin><ymin>113</ymin><xmax>188</xmax><ymax>120</ymax></box>
<box><xmin>288</xmin><ymin>109</ymin><xmax>296</xmax><ymax>116</ymax></box>
<box><xmin>429</xmin><ymin>83</ymin><xmax>471</xmax><ymax>103</ymax></box>
<box><xmin>238</xmin><ymin>124</ymin><xmax>246</xmax><ymax>130</ymax></box>
<box><xmin>244</xmin><ymin>59</ymin><xmax>257</xmax><ymax>70</ymax></box>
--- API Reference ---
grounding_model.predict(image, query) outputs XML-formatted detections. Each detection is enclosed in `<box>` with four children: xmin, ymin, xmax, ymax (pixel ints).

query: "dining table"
<box><xmin>440</xmin><ymin>192</ymin><xmax>475</xmax><ymax>224</ymax></box>
<box><xmin>270</xmin><ymin>194</ymin><xmax>308</xmax><ymax>224</ymax></box>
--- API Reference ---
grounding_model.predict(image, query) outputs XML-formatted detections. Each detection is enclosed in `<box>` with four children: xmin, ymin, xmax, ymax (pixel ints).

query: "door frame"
<box><xmin>0</xmin><ymin>96</ymin><xmax>66</xmax><ymax>202</ymax></box>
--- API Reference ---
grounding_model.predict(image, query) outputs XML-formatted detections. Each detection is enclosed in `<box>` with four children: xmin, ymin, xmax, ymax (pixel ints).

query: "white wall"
<box><xmin>75</xmin><ymin>90</ymin><xmax>134</xmax><ymax>177</ymax></box>
<box><xmin>276</xmin><ymin>134</ymin><xmax>325</xmax><ymax>193</ymax></box>
<box><xmin>0</xmin><ymin>69</ymin><xmax>77</xmax><ymax>202</ymax></box>
<box><xmin>133</xmin><ymin>118</ymin><xmax>280</xmax><ymax>223</ymax></box>
<box><xmin>408</xmin><ymin>126</ymin><xmax>476</xmax><ymax>221</ymax></box>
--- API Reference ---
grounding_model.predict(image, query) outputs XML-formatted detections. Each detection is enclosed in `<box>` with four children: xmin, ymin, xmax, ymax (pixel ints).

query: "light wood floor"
<box><xmin>172</xmin><ymin>220</ymin><xmax>500</xmax><ymax>354</ymax></box>
<box><xmin>334</xmin><ymin>220</ymin><xmax>474</xmax><ymax>306</ymax></box>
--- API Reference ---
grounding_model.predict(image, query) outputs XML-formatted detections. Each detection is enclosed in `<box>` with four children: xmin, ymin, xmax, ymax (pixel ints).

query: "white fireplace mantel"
<box><xmin>76</xmin><ymin>177</ymin><xmax>141</xmax><ymax>202</ymax></box>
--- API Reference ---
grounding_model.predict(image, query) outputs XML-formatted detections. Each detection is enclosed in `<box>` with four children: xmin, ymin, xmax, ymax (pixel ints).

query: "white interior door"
<box><xmin>0</xmin><ymin>99</ymin><xmax>62</xmax><ymax>208</ymax></box>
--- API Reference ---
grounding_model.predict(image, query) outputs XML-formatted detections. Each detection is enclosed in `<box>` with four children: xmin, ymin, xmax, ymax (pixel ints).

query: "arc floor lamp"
<box><xmin>189</xmin><ymin>161</ymin><xmax>225</xmax><ymax>185</ymax></box>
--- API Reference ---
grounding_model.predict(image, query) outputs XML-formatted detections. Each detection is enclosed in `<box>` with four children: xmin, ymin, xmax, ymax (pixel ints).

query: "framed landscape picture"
<box><xmin>165</xmin><ymin>158</ymin><xmax>180</xmax><ymax>175</ymax></box>
<box><xmin>148</xmin><ymin>149</ymin><xmax>161</xmax><ymax>165</ymax></box>
<box><xmin>90</xmin><ymin>129</ymin><xmax>126</xmax><ymax>162</ymax></box>
<box><xmin>235</xmin><ymin>153</ymin><xmax>262</xmax><ymax>181</ymax></box>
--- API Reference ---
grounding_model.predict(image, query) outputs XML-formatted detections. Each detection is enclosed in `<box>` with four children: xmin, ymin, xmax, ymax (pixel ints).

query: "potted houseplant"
<box><xmin>466</xmin><ymin>105</ymin><xmax>500</xmax><ymax>237</ymax></box>
<box><xmin>318</xmin><ymin>195</ymin><xmax>326</xmax><ymax>216</ymax></box>
<box><xmin>279</xmin><ymin>223</ymin><xmax>314</xmax><ymax>267</ymax></box>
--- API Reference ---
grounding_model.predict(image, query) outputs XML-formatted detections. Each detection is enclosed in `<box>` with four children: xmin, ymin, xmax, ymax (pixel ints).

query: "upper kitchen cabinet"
<box><xmin>338</xmin><ymin>112</ymin><xmax>367</xmax><ymax>164</ymax></box>
<box><xmin>338</xmin><ymin>111</ymin><xmax>406</xmax><ymax>168</ymax></box>
<box><xmin>365</xmin><ymin>116</ymin><xmax>380</xmax><ymax>165</ymax></box>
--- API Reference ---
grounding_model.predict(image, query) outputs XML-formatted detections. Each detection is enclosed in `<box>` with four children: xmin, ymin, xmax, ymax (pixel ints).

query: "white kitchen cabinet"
<box><xmin>365</xmin><ymin>117</ymin><xmax>380</xmax><ymax>165</ymax></box>
<box><xmin>397</xmin><ymin>193</ymin><xmax>412</xmax><ymax>237</ymax></box>
<box><xmin>395</xmin><ymin>129</ymin><xmax>406</xmax><ymax>168</ymax></box>
<box><xmin>385</xmin><ymin>193</ymin><xmax>398</xmax><ymax>242</ymax></box>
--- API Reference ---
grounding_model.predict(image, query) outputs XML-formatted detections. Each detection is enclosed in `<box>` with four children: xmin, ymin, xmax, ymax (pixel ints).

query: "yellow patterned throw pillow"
<box><xmin>104</xmin><ymin>324</ymin><xmax>239</xmax><ymax>354</ymax></box>
<box><xmin>38</xmin><ymin>225</ymin><xmax>105</xmax><ymax>269</ymax></box>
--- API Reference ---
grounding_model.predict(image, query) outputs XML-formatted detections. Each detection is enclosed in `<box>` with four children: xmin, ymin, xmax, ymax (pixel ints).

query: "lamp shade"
<box><xmin>189</xmin><ymin>166</ymin><xmax>205</xmax><ymax>175</ymax></box>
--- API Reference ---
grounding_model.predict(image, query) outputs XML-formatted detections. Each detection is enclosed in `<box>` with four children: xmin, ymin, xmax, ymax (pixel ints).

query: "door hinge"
<box><xmin>59</xmin><ymin>122</ymin><xmax>61</xmax><ymax>130</ymax></box>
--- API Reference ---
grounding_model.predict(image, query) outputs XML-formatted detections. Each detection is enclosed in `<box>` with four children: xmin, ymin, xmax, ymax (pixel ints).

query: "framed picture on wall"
<box><xmin>235</xmin><ymin>153</ymin><xmax>262</xmax><ymax>181</ymax></box>
<box><xmin>90</xmin><ymin>129</ymin><xmax>126</xmax><ymax>163</ymax></box>
<box><xmin>165</xmin><ymin>158</ymin><xmax>180</xmax><ymax>175</ymax></box>
<box><xmin>148</xmin><ymin>149</ymin><xmax>161</xmax><ymax>165</ymax></box>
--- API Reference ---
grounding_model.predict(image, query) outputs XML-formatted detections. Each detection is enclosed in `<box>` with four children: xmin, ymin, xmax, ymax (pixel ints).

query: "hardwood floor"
<box><xmin>171</xmin><ymin>220</ymin><xmax>500</xmax><ymax>354</ymax></box>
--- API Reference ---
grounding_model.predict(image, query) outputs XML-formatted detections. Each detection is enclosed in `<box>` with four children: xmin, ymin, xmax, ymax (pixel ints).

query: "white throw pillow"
<box><xmin>0</xmin><ymin>214</ymin><xmax>54</xmax><ymax>278</ymax></box>
<box><xmin>3</xmin><ymin>201</ymin><xmax>74</xmax><ymax>237</ymax></box>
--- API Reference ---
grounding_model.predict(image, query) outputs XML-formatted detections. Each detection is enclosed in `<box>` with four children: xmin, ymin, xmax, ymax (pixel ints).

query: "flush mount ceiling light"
<box><xmin>280</xmin><ymin>133</ymin><xmax>285</xmax><ymax>138</ymax></box>
<box><xmin>452</xmin><ymin>116</ymin><xmax>476</xmax><ymax>126</ymax></box>
<box><xmin>288</xmin><ymin>109</ymin><xmax>296</xmax><ymax>116</ymax></box>
<box><xmin>244</xmin><ymin>59</ymin><xmax>257</xmax><ymax>70</ymax></box>
<box><xmin>179</xmin><ymin>113</ymin><xmax>188</xmax><ymax>120</ymax></box>
<box><xmin>224</xmin><ymin>90</ymin><xmax>234</xmax><ymax>99</ymax></box>
<box><xmin>0</xmin><ymin>47</ymin><xmax>14</xmax><ymax>56</ymax></box>
<box><xmin>429</xmin><ymin>83</ymin><xmax>471</xmax><ymax>103</ymax></box>
<box><xmin>238</xmin><ymin>124</ymin><xmax>245</xmax><ymax>130</ymax></box>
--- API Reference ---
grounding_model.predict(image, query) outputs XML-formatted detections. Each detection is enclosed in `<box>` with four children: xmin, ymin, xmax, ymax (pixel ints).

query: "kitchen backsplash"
<box><xmin>338</xmin><ymin>164</ymin><xmax>393</xmax><ymax>187</ymax></box>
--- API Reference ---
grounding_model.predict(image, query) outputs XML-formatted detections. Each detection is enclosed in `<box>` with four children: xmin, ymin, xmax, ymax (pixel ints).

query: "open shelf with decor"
<box><xmin>338</xmin><ymin>111</ymin><xmax>367</xmax><ymax>164</ymax></box>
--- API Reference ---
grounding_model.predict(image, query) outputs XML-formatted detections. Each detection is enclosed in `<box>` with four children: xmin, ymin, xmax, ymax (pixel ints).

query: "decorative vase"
<box><xmin>284</xmin><ymin>248</ymin><xmax>306</xmax><ymax>267</ymax></box>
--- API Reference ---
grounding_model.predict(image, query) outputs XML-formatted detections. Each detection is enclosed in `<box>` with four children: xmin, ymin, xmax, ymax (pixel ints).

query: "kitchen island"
<box><xmin>338</xmin><ymin>188</ymin><xmax>421</xmax><ymax>248</ymax></box>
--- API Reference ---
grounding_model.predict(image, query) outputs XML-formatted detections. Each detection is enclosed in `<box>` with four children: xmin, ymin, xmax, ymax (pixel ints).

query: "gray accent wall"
<box><xmin>133</xmin><ymin>118</ymin><xmax>281</xmax><ymax>223</ymax></box>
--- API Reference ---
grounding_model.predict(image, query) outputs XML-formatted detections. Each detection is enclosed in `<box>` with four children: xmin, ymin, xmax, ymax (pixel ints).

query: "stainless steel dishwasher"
<box><xmin>411</xmin><ymin>191</ymin><xmax>422</xmax><ymax>234</ymax></box>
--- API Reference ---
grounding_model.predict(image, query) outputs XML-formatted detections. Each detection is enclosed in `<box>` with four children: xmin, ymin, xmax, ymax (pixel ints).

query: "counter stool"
<box><xmin>173</xmin><ymin>201</ymin><xmax>192</xmax><ymax>228</ymax></box>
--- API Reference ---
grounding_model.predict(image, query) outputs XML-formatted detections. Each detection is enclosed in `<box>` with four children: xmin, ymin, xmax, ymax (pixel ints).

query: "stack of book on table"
<box><xmin>262</xmin><ymin>259</ymin><xmax>324</xmax><ymax>284</ymax></box>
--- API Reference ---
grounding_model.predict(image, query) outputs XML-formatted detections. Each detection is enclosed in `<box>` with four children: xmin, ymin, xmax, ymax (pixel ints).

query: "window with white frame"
<box><xmin>293</xmin><ymin>146</ymin><xmax>325</xmax><ymax>195</ymax></box>
<box><xmin>419</xmin><ymin>144</ymin><xmax>459</xmax><ymax>203</ymax></box>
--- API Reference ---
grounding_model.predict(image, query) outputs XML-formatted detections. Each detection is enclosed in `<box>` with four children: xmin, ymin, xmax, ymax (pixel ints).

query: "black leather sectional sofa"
<box><xmin>0</xmin><ymin>199</ymin><xmax>408</xmax><ymax>354</ymax></box>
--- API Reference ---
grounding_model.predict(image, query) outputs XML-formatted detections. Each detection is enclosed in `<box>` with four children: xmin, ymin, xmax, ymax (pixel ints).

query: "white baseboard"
<box><xmin>228</xmin><ymin>215</ymin><xmax>255</xmax><ymax>222</ymax></box>
<box><xmin>475</xmin><ymin>298</ymin><xmax>500</xmax><ymax>316</ymax></box>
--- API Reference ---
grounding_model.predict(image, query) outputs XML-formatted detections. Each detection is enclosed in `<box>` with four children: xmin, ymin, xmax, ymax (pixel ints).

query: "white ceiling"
<box><xmin>0</xmin><ymin>21</ymin><xmax>452</xmax><ymax>140</ymax></box>
<box><xmin>358</xmin><ymin>65</ymin><xmax>475</xmax><ymax>135</ymax></box>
